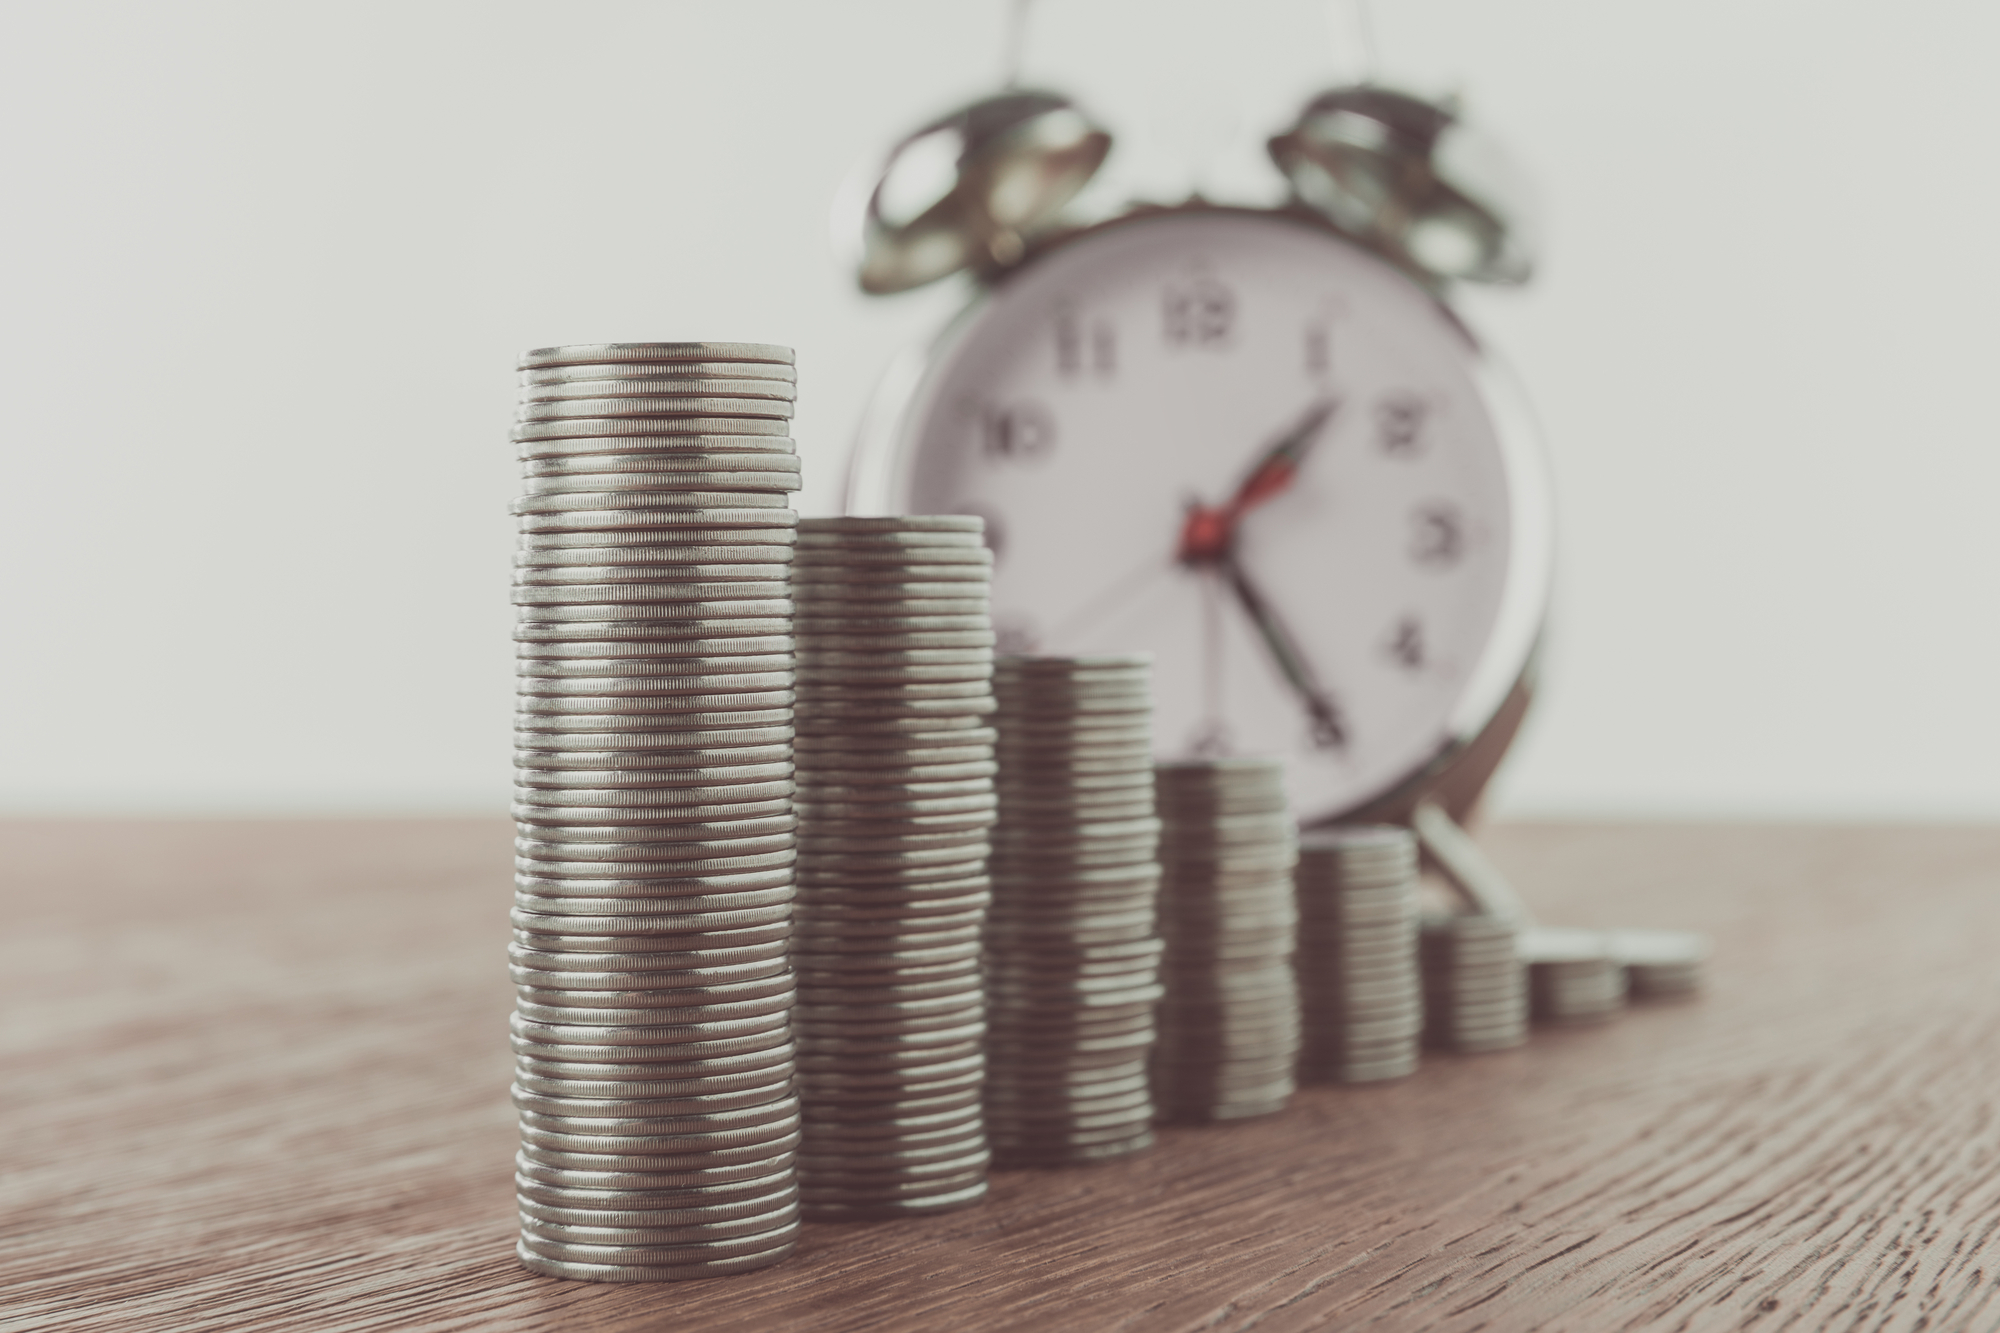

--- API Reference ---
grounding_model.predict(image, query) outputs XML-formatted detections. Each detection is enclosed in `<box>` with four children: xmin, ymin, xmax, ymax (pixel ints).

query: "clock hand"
<box><xmin>1217</xmin><ymin>549</ymin><xmax>1348</xmax><ymax>749</ymax></box>
<box><xmin>1179</xmin><ymin>397</ymin><xmax>1340</xmax><ymax>563</ymax></box>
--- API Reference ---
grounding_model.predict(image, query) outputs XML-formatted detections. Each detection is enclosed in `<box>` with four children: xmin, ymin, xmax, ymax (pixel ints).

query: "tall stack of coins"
<box><xmin>789</xmin><ymin>516</ymin><xmax>995</xmax><ymax>1219</ymax></box>
<box><xmin>1418</xmin><ymin>913</ymin><xmax>1527</xmax><ymax>1053</ymax></box>
<box><xmin>984</xmin><ymin>656</ymin><xmax>1163</xmax><ymax>1166</ymax></box>
<box><xmin>1294</xmin><ymin>825</ymin><xmax>1423</xmax><ymax>1083</ymax></box>
<box><xmin>1151</xmin><ymin>759</ymin><xmax>1301</xmax><ymax>1122</ymax></box>
<box><xmin>508</xmin><ymin>341</ymin><xmax>804</xmax><ymax>1282</ymax></box>
<box><xmin>1518</xmin><ymin>926</ymin><xmax>1627</xmax><ymax>1024</ymax></box>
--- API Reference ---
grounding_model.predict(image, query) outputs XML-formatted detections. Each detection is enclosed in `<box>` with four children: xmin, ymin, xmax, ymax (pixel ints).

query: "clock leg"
<box><xmin>1411</xmin><ymin>800</ymin><xmax>1535</xmax><ymax>925</ymax></box>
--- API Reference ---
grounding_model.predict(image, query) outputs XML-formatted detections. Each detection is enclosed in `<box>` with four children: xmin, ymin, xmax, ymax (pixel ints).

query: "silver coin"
<box><xmin>796</xmin><ymin>652</ymin><xmax>994</xmax><ymax>674</ymax></box>
<box><xmin>513</xmin><ymin>484</ymin><xmax>794</xmax><ymax>514</ymax></box>
<box><xmin>518</xmin><ymin>639</ymin><xmax>793</xmax><ymax>663</ymax></box>
<box><xmin>512</xmin><ymin>1040</ymin><xmax>796</xmax><ymax>1077</ymax></box>
<box><xmin>522</xmin><ymin>363</ymin><xmax>795</xmax><ymax>388</ymax></box>
<box><xmin>516</xmin><ymin>1212</ymin><xmax>801</xmax><ymax>1263</ymax></box>
<box><xmin>516</xmin><ymin>628</ymin><xmax>792</xmax><ymax>652</ymax></box>
<box><xmin>796</xmin><ymin>727</ymin><xmax>995</xmax><ymax>752</ymax></box>
<box><xmin>516</xmin><ymin>1185</ymin><xmax>801</xmax><ymax>1230</ymax></box>
<box><xmin>519</xmin><ymin>1108</ymin><xmax>802</xmax><ymax>1153</ymax></box>
<box><xmin>512</xmin><ymin>411</ymin><xmax>793</xmax><ymax>441</ymax></box>
<box><xmin>510</xmin><ymin>1032</ymin><xmax>796</xmax><ymax>1069</ymax></box>
<box><xmin>515</xmin><ymin>568</ymin><xmax>793</xmax><ymax>593</ymax></box>
<box><xmin>793</xmin><ymin>576</ymin><xmax>992</xmax><ymax>597</ymax></box>
<box><xmin>519</xmin><ymin>341</ymin><xmax>793</xmax><ymax>369</ymax></box>
<box><xmin>512</xmin><ymin>781</ymin><xmax>793</xmax><ymax>808</ymax></box>
<box><xmin>519</xmin><ymin>1111</ymin><xmax>803</xmax><ymax>1157</ymax></box>
<box><xmin>793</xmin><ymin>568</ymin><xmax>990</xmax><ymax>588</ymax></box>
<box><xmin>511</xmin><ymin>1084</ymin><xmax>795</xmax><ymax>1120</ymax></box>
<box><xmin>800</xmin><ymin>631</ymin><xmax>996</xmax><ymax>652</ymax></box>
<box><xmin>513</xmin><ymin>804</ymin><xmax>795</xmax><ymax>833</ymax></box>
<box><xmin>518</xmin><ymin>526</ymin><xmax>795</xmax><ymax>553</ymax></box>
<box><xmin>518</xmin><ymin>397</ymin><xmax>795</xmax><ymax>424</ymax></box>
<box><xmin>516</xmin><ymin>541</ymin><xmax>793</xmax><ymax>567</ymax></box>
<box><xmin>514</xmin><ymin>758</ymin><xmax>793</xmax><ymax>784</ymax></box>
<box><xmin>514</xmin><ymin>811</ymin><xmax>796</xmax><ymax>839</ymax></box>
<box><xmin>795</xmin><ymin>548</ymin><xmax>991</xmax><ymax>569</ymax></box>
<box><xmin>514</xmin><ymin>1238</ymin><xmax>798</xmax><ymax>1282</ymax></box>
<box><xmin>800</xmin><ymin>515</ymin><xmax>980</xmax><ymax>534</ymax></box>
<box><xmin>516</xmin><ymin>510</ymin><xmax>798</xmax><ymax>538</ymax></box>
<box><xmin>511</xmin><ymin>1071</ymin><xmax>796</xmax><ymax>1102</ymax></box>
<box><xmin>522</xmin><ymin>376</ymin><xmax>797</xmax><ymax>402</ymax></box>
<box><xmin>508</xmin><ymin>906</ymin><xmax>793</xmax><ymax>941</ymax></box>
<box><xmin>794</xmin><ymin>665</ymin><xmax>992</xmax><ymax>688</ymax></box>
<box><xmin>516</xmin><ymin>438</ymin><xmax>800</xmax><ymax>468</ymax></box>
<box><xmin>515</xmin><ymin>746</ymin><xmax>792</xmax><ymax>773</ymax></box>
<box><xmin>517</xmin><ymin>1197</ymin><xmax>800</xmax><ymax>1243</ymax></box>
<box><xmin>522</xmin><ymin>475</ymin><xmax>801</xmax><ymax>502</ymax></box>
<box><xmin>794</xmin><ymin>612</ymin><xmax>991</xmax><ymax>632</ymax></box>
<box><xmin>516</xmin><ymin>600</ymin><xmax>792</xmax><ymax>625</ymax></box>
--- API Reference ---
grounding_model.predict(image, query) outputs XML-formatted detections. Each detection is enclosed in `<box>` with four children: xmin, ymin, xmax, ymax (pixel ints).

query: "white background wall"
<box><xmin>2</xmin><ymin>0</ymin><xmax>1996</xmax><ymax>819</ymax></box>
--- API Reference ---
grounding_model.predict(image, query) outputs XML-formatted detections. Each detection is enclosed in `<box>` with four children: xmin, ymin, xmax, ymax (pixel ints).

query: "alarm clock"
<box><xmin>839</xmin><ymin>85</ymin><xmax>1551</xmax><ymax>837</ymax></box>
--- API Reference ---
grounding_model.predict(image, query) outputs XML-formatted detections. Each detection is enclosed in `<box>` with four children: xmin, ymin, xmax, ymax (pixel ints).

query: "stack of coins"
<box><xmin>1609</xmin><ymin>928</ymin><xmax>1710</xmax><ymax>998</ymax></box>
<box><xmin>1518</xmin><ymin>926</ymin><xmax>1627</xmax><ymax>1024</ymax></box>
<box><xmin>984</xmin><ymin>656</ymin><xmax>1163</xmax><ymax>1166</ymax></box>
<box><xmin>1294</xmin><ymin>825</ymin><xmax>1423</xmax><ymax>1083</ymax></box>
<box><xmin>789</xmin><ymin>516</ymin><xmax>995</xmax><ymax>1219</ymax></box>
<box><xmin>508</xmin><ymin>341</ymin><xmax>805</xmax><ymax>1282</ymax></box>
<box><xmin>1418</xmin><ymin>913</ymin><xmax>1527</xmax><ymax>1053</ymax></box>
<box><xmin>1151</xmin><ymin>759</ymin><xmax>1301</xmax><ymax>1122</ymax></box>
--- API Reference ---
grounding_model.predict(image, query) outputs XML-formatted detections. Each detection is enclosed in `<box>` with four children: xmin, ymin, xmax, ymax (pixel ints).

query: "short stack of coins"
<box><xmin>984</xmin><ymin>656</ymin><xmax>1163</xmax><ymax>1166</ymax></box>
<box><xmin>508</xmin><ymin>341</ymin><xmax>804</xmax><ymax>1282</ymax></box>
<box><xmin>1518</xmin><ymin>926</ymin><xmax>1627</xmax><ymax>1024</ymax></box>
<box><xmin>788</xmin><ymin>516</ymin><xmax>995</xmax><ymax>1219</ymax></box>
<box><xmin>1609</xmin><ymin>928</ymin><xmax>1710</xmax><ymax>998</ymax></box>
<box><xmin>1151</xmin><ymin>759</ymin><xmax>1301</xmax><ymax>1122</ymax></box>
<box><xmin>1294</xmin><ymin>825</ymin><xmax>1423</xmax><ymax>1083</ymax></box>
<box><xmin>1418</xmin><ymin>913</ymin><xmax>1528</xmax><ymax>1053</ymax></box>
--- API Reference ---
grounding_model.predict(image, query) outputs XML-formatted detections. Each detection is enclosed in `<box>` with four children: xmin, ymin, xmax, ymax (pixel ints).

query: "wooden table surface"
<box><xmin>6</xmin><ymin>819</ymin><xmax>2000</xmax><ymax>1332</ymax></box>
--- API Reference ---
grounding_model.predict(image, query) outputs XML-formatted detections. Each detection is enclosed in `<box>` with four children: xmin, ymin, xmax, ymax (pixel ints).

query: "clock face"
<box><xmin>864</xmin><ymin>208</ymin><xmax>1548</xmax><ymax>822</ymax></box>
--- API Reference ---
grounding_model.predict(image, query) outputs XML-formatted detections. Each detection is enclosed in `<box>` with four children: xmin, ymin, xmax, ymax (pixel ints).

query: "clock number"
<box><xmin>982</xmin><ymin>401</ymin><xmax>1055</xmax><ymax>460</ymax></box>
<box><xmin>1056</xmin><ymin>309</ymin><xmax>1118</xmax><ymax>379</ymax></box>
<box><xmin>1385</xmin><ymin>616</ymin><xmax>1426</xmax><ymax>671</ymax></box>
<box><xmin>1410</xmin><ymin>502</ymin><xmax>1465</xmax><ymax>568</ymax></box>
<box><xmin>1163</xmin><ymin>276</ymin><xmax>1234</xmax><ymax>347</ymax></box>
<box><xmin>1377</xmin><ymin>394</ymin><xmax>1428</xmax><ymax>456</ymax></box>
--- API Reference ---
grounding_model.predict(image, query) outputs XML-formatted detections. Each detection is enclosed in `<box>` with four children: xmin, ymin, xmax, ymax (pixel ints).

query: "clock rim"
<box><xmin>845</xmin><ymin>202</ymin><xmax>1554</xmax><ymax>825</ymax></box>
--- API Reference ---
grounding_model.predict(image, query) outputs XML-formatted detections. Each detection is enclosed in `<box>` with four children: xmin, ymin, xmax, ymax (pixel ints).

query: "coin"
<box><xmin>519</xmin><ymin>341</ymin><xmax>793</xmax><ymax>367</ymax></box>
<box><xmin>522</xmin><ymin>376</ymin><xmax>798</xmax><ymax>402</ymax></box>
<box><xmin>513</xmin><ymin>416</ymin><xmax>792</xmax><ymax>442</ymax></box>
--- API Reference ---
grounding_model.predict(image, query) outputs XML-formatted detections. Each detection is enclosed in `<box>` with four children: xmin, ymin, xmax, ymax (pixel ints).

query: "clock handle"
<box><xmin>1411</xmin><ymin>800</ymin><xmax>1536</xmax><ymax>925</ymax></box>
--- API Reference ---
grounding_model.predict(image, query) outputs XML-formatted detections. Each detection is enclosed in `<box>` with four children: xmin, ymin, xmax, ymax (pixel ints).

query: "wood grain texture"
<box><xmin>5</xmin><ymin>819</ymin><xmax>2000</xmax><ymax>1332</ymax></box>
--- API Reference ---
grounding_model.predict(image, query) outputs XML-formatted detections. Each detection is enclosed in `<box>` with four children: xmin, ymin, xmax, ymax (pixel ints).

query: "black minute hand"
<box><xmin>1217</xmin><ymin>550</ymin><xmax>1348</xmax><ymax>749</ymax></box>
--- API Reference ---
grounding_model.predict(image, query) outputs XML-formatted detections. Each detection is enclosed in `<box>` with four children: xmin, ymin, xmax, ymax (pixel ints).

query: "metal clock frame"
<box><xmin>845</xmin><ymin>200</ymin><xmax>1554</xmax><ymax>832</ymax></box>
